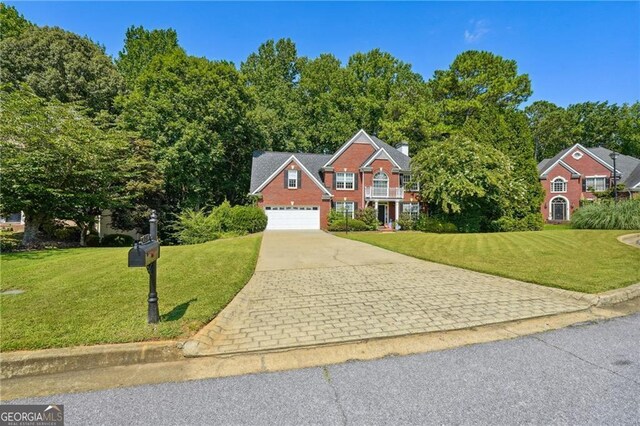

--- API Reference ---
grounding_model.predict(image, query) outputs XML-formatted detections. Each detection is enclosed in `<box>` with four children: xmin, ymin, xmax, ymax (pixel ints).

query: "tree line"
<box><xmin>1</xmin><ymin>4</ymin><xmax>638</xmax><ymax>244</ymax></box>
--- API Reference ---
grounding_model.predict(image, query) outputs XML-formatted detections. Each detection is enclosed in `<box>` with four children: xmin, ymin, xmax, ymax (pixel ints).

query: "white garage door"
<box><xmin>265</xmin><ymin>207</ymin><xmax>320</xmax><ymax>230</ymax></box>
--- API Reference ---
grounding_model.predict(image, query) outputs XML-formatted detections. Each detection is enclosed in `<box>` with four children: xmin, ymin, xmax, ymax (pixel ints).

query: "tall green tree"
<box><xmin>0</xmin><ymin>25</ymin><xmax>124</xmax><ymax>115</ymax></box>
<box><xmin>119</xmin><ymin>49</ymin><xmax>259</xmax><ymax>213</ymax></box>
<box><xmin>429</xmin><ymin>50</ymin><xmax>532</xmax><ymax>125</ymax></box>
<box><xmin>297</xmin><ymin>54</ymin><xmax>357</xmax><ymax>153</ymax></box>
<box><xmin>0</xmin><ymin>87</ymin><xmax>148</xmax><ymax>245</ymax></box>
<box><xmin>525</xmin><ymin>101</ymin><xmax>577</xmax><ymax>161</ymax></box>
<box><xmin>241</xmin><ymin>38</ymin><xmax>306</xmax><ymax>152</ymax></box>
<box><xmin>412</xmin><ymin>135</ymin><xmax>528</xmax><ymax>231</ymax></box>
<box><xmin>346</xmin><ymin>49</ymin><xmax>423</xmax><ymax>135</ymax></box>
<box><xmin>0</xmin><ymin>3</ymin><xmax>33</xmax><ymax>41</ymax></box>
<box><xmin>116</xmin><ymin>26</ymin><xmax>181</xmax><ymax>87</ymax></box>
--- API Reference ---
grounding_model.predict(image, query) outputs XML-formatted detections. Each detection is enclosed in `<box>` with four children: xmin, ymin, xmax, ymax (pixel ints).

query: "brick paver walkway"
<box><xmin>185</xmin><ymin>232</ymin><xmax>592</xmax><ymax>356</ymax></box>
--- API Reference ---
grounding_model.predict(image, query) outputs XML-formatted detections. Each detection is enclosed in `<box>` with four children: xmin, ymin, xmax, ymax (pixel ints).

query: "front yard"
<box><xmin>0</xmin><ymin>234</ymin><xmax>262</xmax><ymax>351</ymax></box>
<box><xmin>340</xmin><ymin>229</ymin><xmax>640</xmax><ymax>294</ymax></box>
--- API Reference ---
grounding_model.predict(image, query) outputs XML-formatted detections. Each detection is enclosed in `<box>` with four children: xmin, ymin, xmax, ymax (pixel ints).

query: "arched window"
<box><xmin>551</xmin><ymin>177</ymin><xmax>567</xmax><ymax>193</ymax></box>
<box><xmin>373</xmin><ymin>172</ymin><xmax>389</xmax><ymax>197</ymax></box>
<box><xmin>550</xmin><ymin>197</ymin><xmax>569</xmax><ymax>221</ymax></box>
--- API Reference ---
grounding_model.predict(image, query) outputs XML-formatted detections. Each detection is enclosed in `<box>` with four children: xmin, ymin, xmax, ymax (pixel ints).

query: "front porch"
<box><xmin>364</xmin><ymin>200</ymin><xmax>402</xmax><ymax>226</ymax></box>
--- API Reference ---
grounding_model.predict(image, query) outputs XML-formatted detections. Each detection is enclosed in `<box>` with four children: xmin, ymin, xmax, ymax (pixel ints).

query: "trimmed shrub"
<box><xmin>328</xmin><ymin>219</ymin><xmax>368</xmax><ymax>232</ymax></box>
<box><xmin>173</xmin><ymin>209</ymin><xmax>219</xmax><ymax>245</ymax></box>
<box><xmin>355</xmin><ymin>207</ymin><xmax>378</xmax><ymax>230</ymax></box>
<box><xmin>490</xmin><ymin>213</ymin><xmax>544</xmax><ymax>232</ymax></box>
<box><xmin>415</xmin><ymin>216</ymin><xmax>457</xmax><ymax>233</ymax></box>
<box><xmin>571</xmin><ymin>199</ymin><xmax>640</xmax><ymax>230</ymax></box>
<box><xmin>211</xmin><ymin>200</ymin><xmax>233</xmax><ymax>232</ymax></box>
<box><xmin>0</xmin><ymin>233</ymin><xmax>21</xmax><ymax>252</ymax></box>
<box><xmin>228</xmin><ymin>205</ymin><xmax>267</xmax><ymax>234</ymax></box>
<box><xmin>85</xmin><ymin>234</ymin><xmax>101</xmax><ymax>247</ymax></box>
<box><xmin>101</xmin><ymin>233</ymin><xmax>135</xmax><ymax>247</ymax></box>
<box><xmin>396</xmin><ymin>212</ymin><xmax>415</xmax><ymax>231</ymax></box>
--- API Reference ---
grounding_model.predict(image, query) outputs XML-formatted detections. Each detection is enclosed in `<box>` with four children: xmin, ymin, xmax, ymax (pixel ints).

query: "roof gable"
<box><xmin>362</xmin><ymin>148</ymin><xmax>401</xmax><ymax>169</ymax></box>
<box><xmin>250</xmin><ymin>152</ymin><xmax>332</xmax><ymax>195</ymax></box>
<box><xmin>539</xmin><ymin>144</ymin><xmax>613</xmax><ymax>177</ymax></box>
<box><xmin>323</xmin><ymin>129</ymin><xmax>379</xmax><ymax>168</ymax></box>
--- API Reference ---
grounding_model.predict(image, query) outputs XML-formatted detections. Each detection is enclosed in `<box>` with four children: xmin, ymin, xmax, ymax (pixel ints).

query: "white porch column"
<box><xmin>374</xmin><ymin>201</ymin><xmax>378</xmax><ymax>211</ymax></box>
<box><xmin>395</xmin><ymin>201</ymin><xmax>400</xmax><ymax>222</ymax></box>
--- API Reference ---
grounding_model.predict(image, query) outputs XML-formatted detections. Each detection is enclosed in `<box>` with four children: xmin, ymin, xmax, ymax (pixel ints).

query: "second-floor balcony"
<box><xmin>365</xmin><ymin>186</ymin><xmax>404</xmax><ymax>199</ymax></box>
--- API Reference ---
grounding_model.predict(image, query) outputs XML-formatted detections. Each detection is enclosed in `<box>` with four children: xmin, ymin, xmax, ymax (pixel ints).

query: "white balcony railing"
<box><xmin>365</xmin><ymin>186</ymin><xmax>404</xmax><ymax>199</ymax></box>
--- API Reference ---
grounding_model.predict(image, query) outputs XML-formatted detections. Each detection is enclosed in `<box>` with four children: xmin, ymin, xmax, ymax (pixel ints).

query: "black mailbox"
<box><xmin>128</xmin><ymin>240</ymin><xmax>161</xmax><ymax>267</ymax></box>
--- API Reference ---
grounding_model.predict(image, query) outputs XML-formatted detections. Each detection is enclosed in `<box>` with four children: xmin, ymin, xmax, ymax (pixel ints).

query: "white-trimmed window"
<box><xmin>584</xmin><ymin>176</ymin><xmax>607</xmax><ymax>192</ymax></box>
<box><xmin>400</xmin><ymin>174</ymin><xmax>419</xmax><ymax>192</ymax></box>
<box><xmin>335</xmin><ymin>201</ymin><xmax>355</xmax><ymax>218</ymax></box>
<box><xmin>336</xmin><ymin>172</ymin><xmax>355</xmax><ymax>190</ymax></box>
<box><xmin>551</xmin><ymin>177</ymin><xmax>567</xmax><ymax>193</ymax></box>
<box><xmin>373</xmin><ymin>172</ymin><xmax>389</xmax><ymax>197</ymax></box>
<box><xmin>402</xmin><ymin>202</ymin><xmax>420</xmax><ymax>219</ymax></box>
<box><xmin>287</xmin><ymin>170</ymin><xmax>298</xmax><ymax>189</ymax></box>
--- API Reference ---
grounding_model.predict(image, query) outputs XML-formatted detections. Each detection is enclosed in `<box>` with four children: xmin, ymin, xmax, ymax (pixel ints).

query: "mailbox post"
<box><xmin>128</xmin><ymin>210</ymin><xmax>161</xmax><ymax>324</ymax></box>
<box><xmin>147</xmin><ymin>211</ymin><xmax>159</xmax><ymax>323</ymax></box>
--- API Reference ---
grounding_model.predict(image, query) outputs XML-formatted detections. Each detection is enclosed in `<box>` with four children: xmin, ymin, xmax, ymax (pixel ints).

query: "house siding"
<box><xmin>540</xmin><ymin>147</ymin><xmax>613</xmax><ymax>222</ymax></box>
<box><xmin>258</xmin><ymin>160</ymin><xmax>331</xmax><ymax>229</ymax></box>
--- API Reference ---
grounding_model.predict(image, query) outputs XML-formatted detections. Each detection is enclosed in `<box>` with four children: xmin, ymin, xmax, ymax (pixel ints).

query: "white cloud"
<box><xmin>464</xmin><ymin>19</ymin><xmax>490</xmax><ymax>43</ymax></box>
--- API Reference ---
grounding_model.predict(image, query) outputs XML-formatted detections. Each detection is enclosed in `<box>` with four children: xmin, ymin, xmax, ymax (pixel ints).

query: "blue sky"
<box><xmin>8</xmin><ymin>1</ymin><xmax>640</xmax><ymax>107</ymax></box>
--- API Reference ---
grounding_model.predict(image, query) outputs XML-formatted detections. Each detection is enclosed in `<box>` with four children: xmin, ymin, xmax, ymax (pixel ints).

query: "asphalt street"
<box><xmin>7</xmin><ymin>313</ymin><xmax>640</xmax><ymax>425</ymax></box>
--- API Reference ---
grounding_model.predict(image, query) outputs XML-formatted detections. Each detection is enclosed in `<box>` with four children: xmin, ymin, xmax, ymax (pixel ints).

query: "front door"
<box><xmin>551</xmin><ymin>198</ymin><xmax>567</xmax><ymax>221</ymax></box>
<box><xmin>377</xmin><ymin>204</ymin><xmax>388</xmax><ymax>224</ymax></box>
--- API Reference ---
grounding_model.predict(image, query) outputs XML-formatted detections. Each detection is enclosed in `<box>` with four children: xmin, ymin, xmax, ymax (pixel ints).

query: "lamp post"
<box><xmin>343</xmin><ymin>197</ymin><xmax>348</xmax><ymax>234</ymax></box>
<box><xmin>609</xmin><ymin>151</ymin><xmax>619</xmax><ymax>203</ymax></box>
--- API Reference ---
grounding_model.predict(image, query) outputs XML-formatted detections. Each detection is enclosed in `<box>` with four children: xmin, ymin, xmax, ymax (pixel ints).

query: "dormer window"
<box><xmin>572</xmin><ymin>151</ymin><xmax>583</xmax><ymax>160</ymax></box>
<box><xmin>551</xmin><ymin>177</ymin><xmax>567</xmax><ymax>193</ymax></box>
<box><xmin>287</xmin><ymin>170</ymin><xmax>298</xmax><ymax>189</ymax></box>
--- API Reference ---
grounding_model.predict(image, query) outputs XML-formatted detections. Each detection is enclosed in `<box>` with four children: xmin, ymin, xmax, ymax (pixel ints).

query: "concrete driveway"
<box><xmin>185</xmin><ymin>231</ymin><xmax>592</xmax><ymax>356</ymax></box>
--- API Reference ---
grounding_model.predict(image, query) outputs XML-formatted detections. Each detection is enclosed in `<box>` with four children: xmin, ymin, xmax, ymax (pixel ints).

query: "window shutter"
<box><xmin>332</xmin><ymin>173</ymin><xmax>336</xmax><ymax>190</ymax></box>
<box><xmin>353</xmin><ymin>173</ymin><xmax>358</xmax><ymax>190</ymax></box>
<box><xmin>354</xmin><ymin>202</ymin><xmax>358</xmax><ymax>211</ymax></box>
<box><xmin>581</xmin><ymin>179</ymin><xmax>586</xmax><ymax>192</ymax></box>
<box><xmin>284</xmin><ymin>170</ymin><xmax>288</xmax><ymax>188</ymax></box>
<box><xmin>298</xmin><ymin>170</ymin><xmax>302</xmax><ymax>189</ymax></box>
<box><xmin>605</xmin><ymin>178</ymin><xmax>610</xmax><ymax>189</ymax></box>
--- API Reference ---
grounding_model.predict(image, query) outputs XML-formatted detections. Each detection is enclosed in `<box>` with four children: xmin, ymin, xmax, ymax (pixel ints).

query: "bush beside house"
<box><xmin>173</xmin><ymin>201</ymin><xmax>267</xmax><ymax>245</ymax></box>
<box><xmin>571</xmin><ymin>199</ymin><xmax>640</xmax><ymax>230</ymax></box>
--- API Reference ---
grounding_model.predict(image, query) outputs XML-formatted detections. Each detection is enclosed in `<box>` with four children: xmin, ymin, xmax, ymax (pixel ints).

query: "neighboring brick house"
<box><xmin>537</xmin><ymin>143</ymin><xmax>640</xmax><ymax>222</ymax></box>
<box><xmin>249</xmin><ymin>129</ymin><xmax>424</xmax><ymax>230</ymax></box>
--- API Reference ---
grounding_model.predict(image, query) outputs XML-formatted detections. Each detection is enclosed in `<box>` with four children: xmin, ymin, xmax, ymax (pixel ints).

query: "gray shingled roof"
<box><xmin>250</xmin><ymin>132</ymin><xmax>412</xmax><ymax>194</ymax></box>
<box><xmin>249</xmin><ymin>151</ymin><xmax>332</xmax><ymax>193</ymax></box>
<box><xmin>370</xmin><ymin>135</ymin><xmax>411</xmax><ymax>170</ymax></box>
<box><xmin>588</xmin><ymin>147</ymin><xmax>640</xmax><ymax>188</ymax></box>
<box><xmin>537</xmin><ymin>147</ymin><xmax>572</xmax><ymax>174</ymax></box>
<box><xmin>537</xmin><ymin>144</ymin><xmax>640</xmax><ymax>188</ymax></box>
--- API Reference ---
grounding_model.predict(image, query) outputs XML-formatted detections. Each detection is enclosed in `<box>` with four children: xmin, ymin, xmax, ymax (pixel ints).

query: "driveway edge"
<box><xmin>2</xmin><ymin>284</ymin><xmax>639</xmax><ymax>382</ymax></box>
<box><xmin>3</xmin><ymin>299</ymin><xmax>639</xmax><ymax>401</ymax></box>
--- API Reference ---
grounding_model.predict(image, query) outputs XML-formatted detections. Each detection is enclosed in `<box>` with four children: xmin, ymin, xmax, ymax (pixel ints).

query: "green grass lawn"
<box><xmin>340</xmin><ymin>230</ymin><xmax>640</xmax><ymax>294</ymax></box>
<box><xmin>0</xmin><ymin>234</ymin><xmax>261</xmax><ymax>351</ymax></box>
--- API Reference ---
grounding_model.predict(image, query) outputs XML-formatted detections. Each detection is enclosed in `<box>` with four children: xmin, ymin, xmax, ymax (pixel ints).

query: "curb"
<box><xmin>1</xmin><ymin>341</ymin><xmax>181</xmax><ymax>380</ymax></box>
<box><xmin>2</xmin><ymin>284</ymin><xmax>639</xmax><ymax>381</ymax></box>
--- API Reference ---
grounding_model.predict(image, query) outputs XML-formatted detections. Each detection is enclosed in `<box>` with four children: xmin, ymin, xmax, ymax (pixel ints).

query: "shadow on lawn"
<box><xmin>161</xmin><ymin>298</ymin><xmax>197</xmax><ymax>322</ymax></box>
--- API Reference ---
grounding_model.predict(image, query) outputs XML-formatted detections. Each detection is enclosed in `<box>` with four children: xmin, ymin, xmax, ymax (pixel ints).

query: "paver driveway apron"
<box><xmin>185</xmin><ymin>231</ymin><xmax>592</xmax><ymax>356</ymax></box>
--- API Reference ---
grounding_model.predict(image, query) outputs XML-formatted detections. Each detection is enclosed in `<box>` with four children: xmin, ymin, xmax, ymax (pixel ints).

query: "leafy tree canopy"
<box><xmin>119</xmin><ymin>49</ymin><xmax>260</xmax><ymax>213</ymax></box>
<box><xmin>0</xmin><ymin>3</ymin><xmax>33</xmax><ymax>41</ymax></box>
<box><xmin>0</xmin><ymin>86</ymin><xmax>154</xmax><ymax>245</ymax></box>
<box><xmin>0</xmin><ymin>25</ymin><xmax>124</xmax><ymax>115</ymax></box>
<box><xmin>116</xmin><ymin>25</ymin><xmax>181</xmax><ymax>87</ymax></box>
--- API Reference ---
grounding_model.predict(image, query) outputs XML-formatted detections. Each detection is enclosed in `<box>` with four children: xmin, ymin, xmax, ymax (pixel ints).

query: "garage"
<box><xmin>264</xmin><ymin>206</ymin><xmax>320</xmax><ymax>230</ymax></box>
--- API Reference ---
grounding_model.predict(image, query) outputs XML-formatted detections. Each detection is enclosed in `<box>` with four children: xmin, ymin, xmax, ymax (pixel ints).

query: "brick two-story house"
<box><xmin>249</xmin><ymin>129</ymin><xmax>423</xmax><ymax>230</ymax></box>
<box><xmin>538</xmin><ymin>143</ymin><xmax>640</xmax><ymax>222</ymax></box>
